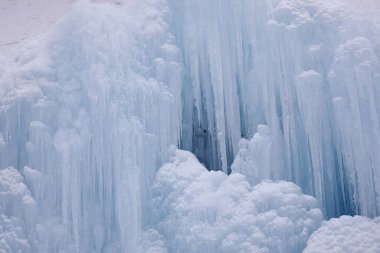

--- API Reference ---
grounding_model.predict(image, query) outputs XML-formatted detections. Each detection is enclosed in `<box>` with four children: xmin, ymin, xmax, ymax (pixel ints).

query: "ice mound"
<box><xmin>152</xmin><ymin>150</ymin><xmax>322</xmax><ymax>253</ymax></box>
<box><xmin>303</xmin><ymin>215</ymin><xmax>380</xmax><ymax>253</ymax></box>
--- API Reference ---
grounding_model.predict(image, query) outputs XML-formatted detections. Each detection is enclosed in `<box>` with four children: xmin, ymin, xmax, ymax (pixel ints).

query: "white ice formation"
<box><xmin>1</xmin><ymin>2</ymin><xmax>181</xmax><ymax>252</ymax></box>
<box><xmin>0</xmin><ymin>167</ymin><xmax>36</xmax><ymax>253</ymax></box>
<box><xmin>151</xmin><ymin>150</ymin><xmax>322</xmax><ymax>253</ymax></box>
<box><xmin>0</xmin><ymin>0</ymin><xmax>379</xmax><ymax>252</ymax></box>
<box><xmin>303</xmin><ymin>215</ymin><xmax>380</xmax><ymax>253</ymax></box>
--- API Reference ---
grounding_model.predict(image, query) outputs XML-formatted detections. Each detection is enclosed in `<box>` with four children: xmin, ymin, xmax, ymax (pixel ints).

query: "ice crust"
<box><xmin>151</xmin><ymin>150</ymin><xmax>322</xmax><ymax>253</ymax></box>
<box><xmin>0</xmin><ymin>0</ymin><xmax>380</xmax><ymax>252</ymax></box>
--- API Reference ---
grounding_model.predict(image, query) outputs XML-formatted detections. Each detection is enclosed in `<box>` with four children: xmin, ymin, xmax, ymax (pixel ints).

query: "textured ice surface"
<box><xmin>232</xmin><ymin>125</ymin><xmax>273</xmax><ymax>186</ymax></box>
<box><xmin>151</xmin><ymin>150</ymin><xmax>322</xmax><ymax>253</ymax></box>
<box><xmin>0</xmin><ymin>167</ymin><xmax>35</xmax><ymax>253</ymax></box>
<box><xmin>0</xmin><ymin>1</ymin><xmax>182</xmax><ymax>252</ymax></box>
<box><xmin>137</xmin><ymin>229</ymin><xmax>168</xmax><ymax>253</ymax></box>
<box><xmin>303</xmin><ymin>215</ymin><xmax>380</xmax><ymax>253</ymax></box>
<box><xmin>0</xmin><ymin>0</ymin><xmax>380</xmax><ymax>252</ymax></box>
<box><xmin>169</xmin><ymin>0</ymin><xmax>380</xmax><ymax>218</ymax></box>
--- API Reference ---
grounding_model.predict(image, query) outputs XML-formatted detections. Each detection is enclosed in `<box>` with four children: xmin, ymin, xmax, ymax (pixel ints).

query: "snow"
<box><xmin>151</xmin><ymin>150</ymin><xmax>322</xmax><ymax>253</ymax></box>
<box><xmin>0</xmin><ymin>0</ymin><xmax>74</xmax><ymax>56</ymax></box>
<box><xmin>303</xmin><ymin>215</ymin><xmax>380</xmax><ymax>253</ymax></box>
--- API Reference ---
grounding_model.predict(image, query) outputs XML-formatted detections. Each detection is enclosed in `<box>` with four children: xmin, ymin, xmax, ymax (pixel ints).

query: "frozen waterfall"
<box><xmin>0</xmin><ymin>0</ymin><xmax>380</xmax><ymax>252</ymax></box>
<box><xmin>1</xmin><ymin>2</ymin><xmax>182</xmax><ymax>252</ymax></box>
<box><xmin>172</xmin><ymin>0</ymin><xmax>380</xmax><ymax>218</ymax></box>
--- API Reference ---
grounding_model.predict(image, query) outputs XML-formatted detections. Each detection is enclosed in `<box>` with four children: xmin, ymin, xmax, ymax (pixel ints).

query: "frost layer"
<box><xmin>152</xmin><ymin>150</ymin><xmax>322</xmax><ymax>253</ymax></box>
<box><xmin>303</xmin><ymin>216</ymin><xmax>380</xmax><ymax>253</ymax></box>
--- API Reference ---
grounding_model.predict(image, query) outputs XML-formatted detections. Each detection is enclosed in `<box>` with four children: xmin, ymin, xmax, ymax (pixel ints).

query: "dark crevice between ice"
<box><xmin>179</xmin><ymin>54</ymin><xmax>222</xmax><ymax>171</ymax></box>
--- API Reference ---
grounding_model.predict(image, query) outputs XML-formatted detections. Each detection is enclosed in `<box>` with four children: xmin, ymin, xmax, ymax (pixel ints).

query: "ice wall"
<box><xmin>0</xmin><ymin>1</ymin><xmax>182</xmax><ymax>252</ymax></box>
<box><xmin>1</xmin><ymin>0</ymin><xmax>380</xmax><ymax>252</ymax></box>
<box><xmin>168</xmin><ymin>0</ymin><xmax>380</xmax><ymax>218</ymax></box>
